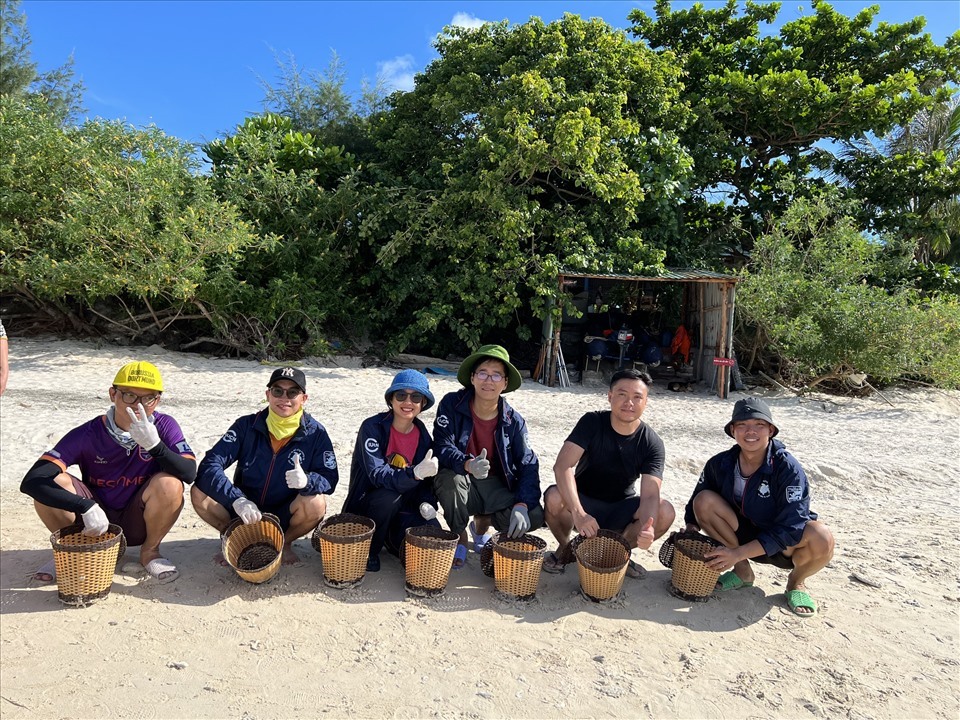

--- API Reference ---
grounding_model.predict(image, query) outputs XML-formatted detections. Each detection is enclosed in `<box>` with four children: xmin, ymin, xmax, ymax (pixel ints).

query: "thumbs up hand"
<box><xmin>286</xmin><ymin>455</ymin><xmax>308</xmax><ymax>490</ymax></box>
<box><xmin>636</xmin><ymin>517</ymin><xmax>656</xmax><ymax>550</ymax></box>
<box><xmin>466</xmin><ymin>448</ymin><xmax>490</xmax><ymax>479</ymax></box>
<box><xmin>413</xmin><ymin>449</ymin><xmax>439</xmax><ymax>480</ymax></box>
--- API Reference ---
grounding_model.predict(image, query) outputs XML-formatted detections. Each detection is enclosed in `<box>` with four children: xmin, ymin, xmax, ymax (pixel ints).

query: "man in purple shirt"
<box><xmin>21</xmin><ymin>361</ymin><xmax>196</xmax><ymax>583</ymax></box>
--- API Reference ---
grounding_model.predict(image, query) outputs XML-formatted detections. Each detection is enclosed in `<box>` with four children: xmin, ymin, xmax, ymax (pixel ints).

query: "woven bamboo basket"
<box><xmin>480</xmin><ymin>532</ymin><xmax>500</xmax><ymax>577</ymax></box>
<box><xmin>50</xmin><ymin>522</ymin><xmax>125</xmax><ymax>606</ymax></box>
<box><xmin>222</xmin><ymin>513</ymin><xmax>284</xmax><ymax>584</ymax></box>
<box><xmin>670</xmin><ymin>535</ymin><xmax>723</xmax><ymax>601</ymax></box>
<box><xmin>311</xmin><ymin>513</ymin><xmax>375</xmax><ymax>589</ymax></box>
<box><xmin>403</xmin><ymin>525</ymin><xmax>458</xmax><ymax>597</ymax></box>
<box><xmin>572</xmin><ymin>530</ymin><xmax>631</xmax><ymax>602</ymax></box>
<box><xmin>492</xmin><ymin>534</ymin><xmax>546</xmax><ymax>601</ymax></box>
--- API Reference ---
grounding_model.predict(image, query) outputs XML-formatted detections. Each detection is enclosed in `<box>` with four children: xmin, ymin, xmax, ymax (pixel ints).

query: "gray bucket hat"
<box><xmin>725</xmin><ymin>397</ymin><xmax>779</xmax><ymax>437</ymax></box>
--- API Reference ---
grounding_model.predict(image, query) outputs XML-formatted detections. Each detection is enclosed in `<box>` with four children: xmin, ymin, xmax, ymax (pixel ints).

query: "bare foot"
<box><xmin>281</xmin><ymin>545</ymin><xmax>301</xmax><ymax>565</ymax></box>
<box><xmin>213</xmin><ymin>552</ymin><xmax>229</xmax><ymax>567</ymax></box>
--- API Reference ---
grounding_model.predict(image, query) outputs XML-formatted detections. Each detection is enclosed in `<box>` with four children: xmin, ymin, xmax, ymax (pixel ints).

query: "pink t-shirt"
<box><xmin>385</xmin><ymin>425</ymin><xmax>419</xmax><ymax>469</ymax></box>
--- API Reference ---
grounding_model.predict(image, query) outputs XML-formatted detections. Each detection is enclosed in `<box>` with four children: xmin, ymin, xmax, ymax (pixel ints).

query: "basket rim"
<box><xmin>315</xmin><ymin>512</ymin><xmax>376</xmax><ymax>544</ymax></box>
<box><xmin>222</xmin><ymin>512</ymin><xmax>284</xmax><ymax>542</ymax></box>
<box><xmin>50</xmin><ymin>522</ymin><xmax>124</xmax><ymax>553</ymax></box>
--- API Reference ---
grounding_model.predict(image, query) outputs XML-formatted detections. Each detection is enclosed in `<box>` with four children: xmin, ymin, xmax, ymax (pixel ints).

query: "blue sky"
<box><xmin>21</xmin><ymin>1</ymin><xmax>960</xmax><ymax>149</ymax></box>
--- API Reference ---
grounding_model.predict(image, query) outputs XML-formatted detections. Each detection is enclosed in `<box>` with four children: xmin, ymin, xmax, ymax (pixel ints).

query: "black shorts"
<box><xmin>579</xmin><ymin>494</ymin><xmax>642</xmax><ymax>533</ymax></box>
<box><xmin>734</xmin><ymin>508</ymin><xmax>794</xmax><ymax>570</ymax></box>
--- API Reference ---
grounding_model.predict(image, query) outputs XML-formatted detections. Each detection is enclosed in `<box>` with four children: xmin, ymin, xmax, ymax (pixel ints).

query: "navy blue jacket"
<box><xmin>684</xmin><ymin>439</ymin><xmax>816</xmax><ymax>556</ymax></box>
<box><xmin>343</xmin><ymin>412</ymin><xmax>436</xmax><ymax>512</ymax></box>
<box><xmin>432</xmin><ymin>388</ymin><xmax>541</xmax><ymax>509</ymax></box>
<box><xmin>196</xmin><ymin>409</ymin><xmax>338</xmax><ymax>510</ymax></box>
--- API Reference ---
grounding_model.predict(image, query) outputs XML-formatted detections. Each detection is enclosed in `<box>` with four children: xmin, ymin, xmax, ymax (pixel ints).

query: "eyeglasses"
<box><xmin>114</xmin><ymin>388</ymin><xmax>160</xmax><ymax>407</ymax></box>
<box><xmin>474</xmin><ymin>371</ymin><xmax>505</xmax><ymax>383</ymax></box>
<box><xmin>393</xmin><ymin>391</ymin><xmax>424</xmax><ymax>403</ymax></box>
<box><xmin>269</xmin><ymin>386</ymin><xmax>303</xmax><ymax>399</ymax></box>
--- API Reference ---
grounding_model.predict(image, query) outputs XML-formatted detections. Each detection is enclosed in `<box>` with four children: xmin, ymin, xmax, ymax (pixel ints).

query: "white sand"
<box><xmin>1</xmin><ymin>337</ymin><xmax>958</xmax><ymax>719</ymax></box>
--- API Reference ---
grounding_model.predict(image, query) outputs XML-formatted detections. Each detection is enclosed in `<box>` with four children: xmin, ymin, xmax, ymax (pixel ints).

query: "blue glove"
<box><xmin>507</xmin><ymin>504</ymin><xmax>530</xmax><ymax>538</ymax></box>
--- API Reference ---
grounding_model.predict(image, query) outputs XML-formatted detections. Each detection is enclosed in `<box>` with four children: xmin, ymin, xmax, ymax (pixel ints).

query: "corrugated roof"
<box><xmin>559</xmin><ymin>268</ymin><xmax>738</xmax><ymax>283</ymax></box>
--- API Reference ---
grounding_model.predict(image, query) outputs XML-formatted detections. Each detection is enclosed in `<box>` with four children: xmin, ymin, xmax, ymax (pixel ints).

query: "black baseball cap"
<box><xmin>267</xmin><ymin>367</ymin><xmax>307</xmax><ymax>393</ymax></box>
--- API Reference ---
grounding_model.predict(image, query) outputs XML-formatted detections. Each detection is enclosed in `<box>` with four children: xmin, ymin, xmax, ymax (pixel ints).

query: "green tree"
<box><xmin>203</xmin><ymin>113</ymin><xmax>367</xmax><ymax>355</ymax></box>
<box><xmin>0</xmin><ymin>95</ymin><xmax>258</xmax><ymax>345</ymax></box>
<box><xmin>833</xmin><ymin>93</ymin><xmax>960</xmax><ymax>265</ymax></box>
<box><xmin>629</xmin><ymin>0</ymin><xmax>960</xmax><ymax>259</ymax></box>
<box><xmin>0</xmin><ymin>0</ymin><xmax>84</xmax><ymax>124</ymax></box>
<box><xmin>736</xmin><ymin>189</ymin><xmax>960</xmax><ymax>388</ymax></box>
<box><xmin>364</xmin><ymin>14</ymin><xmax>692</xmax><ymax>352</ymax></box>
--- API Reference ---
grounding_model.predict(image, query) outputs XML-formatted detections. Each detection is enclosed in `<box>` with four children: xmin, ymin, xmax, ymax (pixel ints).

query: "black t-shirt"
<box><xmin>566</xmin><ymin>411</ymin><xmax>665</xmax><ymax>502</ymax></box>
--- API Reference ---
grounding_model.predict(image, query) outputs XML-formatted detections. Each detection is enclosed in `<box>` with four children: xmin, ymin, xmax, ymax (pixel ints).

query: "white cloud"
<box><xmin>450</xmin><ymin>12</ymin><xmax>488</xmax><ymax>29</ymax></box>
<box><xmin>378</xmin><ymin>55</ymin><xmax>416</xmax><ymax>93</ymax></box>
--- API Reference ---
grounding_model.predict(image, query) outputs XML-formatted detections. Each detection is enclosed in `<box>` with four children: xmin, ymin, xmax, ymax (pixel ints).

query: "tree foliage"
<box><xmin>363</xmin><ymin>14</ymin><xmax>692</xmax><ymax>352</ymax></box>
<box><xmin>833</xmin><ymin>93</ymin><xmax>960</xmax><ymax>264</ymax></box>
<box><xmin>0</xmin><ymin>95</ymin><xmax>258</xmax><ymax>345</ymax></box>
<box><xmin>203</xmin><ymin>113</ymin><xmax>367</xmax><ymax>355</ymax></box>
<box><xmin>0</xmin><ymin>0</ymin><xmax>85</xmax><ymax>124</ymax></box>
<box><xmin>629</xmin><ymin>0</ymin><xmax>960</xmax><ymax>261</ymax></box>
<box><xmin>736</xmin><ymin>189</ymin><xmax>960</xmax><ymax>388</ymax></box>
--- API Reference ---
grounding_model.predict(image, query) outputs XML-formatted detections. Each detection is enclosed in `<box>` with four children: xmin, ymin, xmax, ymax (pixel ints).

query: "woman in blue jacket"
<box><xmin>342</xmin><ymin>369</ymin><xmax>440</xmax><ymax>572</ymax></box>
<box><xmin>684</xmin><ymin>397</ymin><xmax>834</xmax><ymax>616</ymax></box>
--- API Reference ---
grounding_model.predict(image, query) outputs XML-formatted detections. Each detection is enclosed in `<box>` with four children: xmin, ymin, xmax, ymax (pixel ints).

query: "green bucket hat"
<box><xmin>457</xmin><ymin>344</ymin><xmax>523</xmax><ymax>393</ymax></box>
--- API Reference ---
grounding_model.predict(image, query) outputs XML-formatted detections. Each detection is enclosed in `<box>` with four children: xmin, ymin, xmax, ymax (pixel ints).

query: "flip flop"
<box><xmin>33</xmin><ymin>559</ymin><xmax>56</xmax><ymax>583</ymax></box>
<box><xmin>625</xmin><ymin>559</ymin><xmax>646</xmax><ymax>579</ymax></box>
<box><xmin>716</xmin><ymin>571</ymin><xmax>753</xmax><ymax>592</ymax></box>
<box><xmin>143</xmin><ymin>557</ymin><xmax>179</xmax><ymax>584</ymax></box>
<box><xmin>451</xmin><ymin>544</ymin><xmax>468</xmax><ymax>570</ymax></box>
<box><xmin>785</xmin><ymin>589</ymin><xmax>818</xmax><ymax>617</ymax></box>
<box><xmin>468</xmin><ymin>520</ymin><xmax>494</xmax><ymax>553</ymax></box>
<box><xmin>541</xmin><ymin>550</ymin><xmax>567</xmax><ymax>574</ymax></box>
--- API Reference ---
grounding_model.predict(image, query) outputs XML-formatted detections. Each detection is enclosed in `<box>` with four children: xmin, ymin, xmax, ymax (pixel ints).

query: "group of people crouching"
<box><xmin>20</xmin><ymin>344</ymin><xmax>834</xmax><ymax>616</ymax></box>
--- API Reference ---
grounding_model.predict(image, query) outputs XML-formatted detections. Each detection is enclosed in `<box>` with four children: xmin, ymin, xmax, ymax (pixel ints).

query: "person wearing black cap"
<box><xmin>684</xmin><ymin>397</ymin><xmax>834</xmax><ymax>616</ymax></box>
<box><xmin>433</xmin><ymin>344</ymin><xmax>544</xmax><ymax>568</ymax></box>
<box><xmin>342</xmin><ymin>369</ymin><xmax>441</xmax><ymax>572</ymax></box>
<box><xmin>193</xmin><ymin>366</ymin><xmax>338</xmax><ymax>565</ymax></box>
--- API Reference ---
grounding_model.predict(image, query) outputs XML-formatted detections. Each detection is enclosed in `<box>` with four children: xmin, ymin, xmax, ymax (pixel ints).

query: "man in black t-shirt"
<box><xmin>543</xmin><ymin>369</ymin><xmax>676</xmax><ymax>574</ymax></box>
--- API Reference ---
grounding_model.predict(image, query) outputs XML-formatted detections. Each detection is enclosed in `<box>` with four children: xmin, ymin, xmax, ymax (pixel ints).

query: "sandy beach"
<box><xmin>1</xmin><ymin>337</ymin><xmax>958</xmax><ymax>719</ymax></box>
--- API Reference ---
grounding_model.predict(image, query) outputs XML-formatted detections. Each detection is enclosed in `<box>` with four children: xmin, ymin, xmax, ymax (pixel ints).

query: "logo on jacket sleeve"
<box><xmin>785</xmin><ymin>485</ymin><xmax>802</xmax><ymax>503</ymax></box>
<box><xmin>222</xmin><ymin>429</ymin><xmax>237</xmax><ymax>443</ymax></box>
<box><xmin>436</xmin><ymin>414</ymin><xmax>449</xmax><ymax>428</ymax></box>
<box><xmin>323</xmin><ymin>451</ymin><xmax>337</xmax><ymax>469</ymax></box>
<box><xmin>757</xmin><ymin>479</ymin><xmax>771</xmax><ymax>498</ymax></box>
<box><xmin>364</xmin><ymin>438</ymin><xmax>380</xmax><ymax>454</ymax></box>
<box><xmin>289</xmin><ymin>450</ymin><xmax>305</xmax><ymax>467</ymax></box>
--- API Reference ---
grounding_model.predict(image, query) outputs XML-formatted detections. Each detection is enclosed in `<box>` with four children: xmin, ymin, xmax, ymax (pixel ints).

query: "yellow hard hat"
<box><xmin>113</xmin><ymin>361</ymin><xmax>164</xmax><ymax>392</ymax></box>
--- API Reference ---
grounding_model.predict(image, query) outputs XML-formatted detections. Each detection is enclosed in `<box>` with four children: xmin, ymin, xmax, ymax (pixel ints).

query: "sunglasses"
<box><xmin>269</xmin><ymin>386</ymin><xmax>303</xmax><ymax>399</ymax></box>
<box><xmin>393</xmin><ymin>391</ymin><xmax>424</xmax><ymax>404</ymax></box>
<box><xmin>114</xmin><ymin>389</ymin><xmax>161</xmax><ymax>406</ymax></box>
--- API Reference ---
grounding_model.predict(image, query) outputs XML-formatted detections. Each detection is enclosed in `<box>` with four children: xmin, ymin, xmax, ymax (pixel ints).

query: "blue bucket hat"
<box><xmin>385</xmin><ymin>369</ymin><xmax>435</xmax><ymax>411</ymax></box>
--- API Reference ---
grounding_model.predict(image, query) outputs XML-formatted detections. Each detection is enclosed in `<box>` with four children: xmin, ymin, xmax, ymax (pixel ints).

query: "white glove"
<box><xmin>286</xmin><ymin>456</ymin><xmax>308</xmax><ymax>490</ymax></box>
<box><xmin>413</xmin><ymin>450</ymin><xmax>439</xmax><ymax>480</ymax></box>
<box><xmin>125</xmin><ymin>404</ymin><xmax>161</xmax><ymax>451</ymax></box>
<box><xmin>507</xmin><ymin>504</ymin><xmax>531</xmax><ymax>538</ymax></box>
<box><xmin>232</xmin><ymin>497</ymin><xmax>262</xmax><ymax>525</ymax></box>
<box><xmin>419</xmin><ymin>503</ymin><xmax>437</xmax><ymax>520</ymax></box>
<box><xmin>467</xmin><ymin>448</ymin><xmax>490</xmax><ymax>479</ymax></box>
<box><xmin>81</xmin><ymin>504</ymin><xmax>109</xmax><ymax>536</ymax></box>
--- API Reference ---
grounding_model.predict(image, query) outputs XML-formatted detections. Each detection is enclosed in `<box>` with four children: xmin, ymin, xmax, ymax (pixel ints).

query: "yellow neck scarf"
<box><xmin>266</xmin><ymin>409</ymin><xmax>303</xmax><ymax>440</ymax></box>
